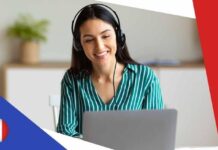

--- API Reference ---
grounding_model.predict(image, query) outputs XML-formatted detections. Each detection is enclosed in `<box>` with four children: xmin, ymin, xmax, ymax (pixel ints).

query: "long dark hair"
<box><xmin>70</xmin><ymin>4</ymin><xmax>138</xmax><ymax>74</ymax></box>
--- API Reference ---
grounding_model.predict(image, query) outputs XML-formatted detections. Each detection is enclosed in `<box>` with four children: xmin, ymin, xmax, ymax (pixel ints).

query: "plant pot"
<box><xmin>20</xmin><ymin>41</ymin><xmax>40</xmax><ymax>64</ymax></box>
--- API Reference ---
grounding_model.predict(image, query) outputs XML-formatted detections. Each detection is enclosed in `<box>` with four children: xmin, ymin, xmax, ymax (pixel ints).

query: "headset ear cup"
<box><xmin>73</xmin><ymin>35</ymin><xmax>82</xmax><ymax>51</ymax></box>
<box><xmin>120</xmin><ymin>32</ymin><xmax>126</xmax><ymax>48</ymax></box>
<box><xmin>118</xmin><ymin>30</ymin><xmax>126</xmax><ymax>50</ymax></box>
<box><xmin>116</xmin><ymin>28</ymin><xmax>125</xmax><ymax>50</ymax></box>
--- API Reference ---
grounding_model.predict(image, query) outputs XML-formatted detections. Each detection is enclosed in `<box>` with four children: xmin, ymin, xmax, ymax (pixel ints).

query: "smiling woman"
<box><xmin>56</xmin><ymin>3</ymin><xmax>164</xmax><ymax>137</ymax></box>
<box><xmin>79</xmin><ymin>19</ymin><xmax>117</xmax><ymax>67</ymax></box>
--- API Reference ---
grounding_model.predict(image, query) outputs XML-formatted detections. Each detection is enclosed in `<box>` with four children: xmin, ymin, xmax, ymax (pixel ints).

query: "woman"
<box><xmin>57</xmin><ymin>3</ymin><xmax>164</xmax><ymax>137</ymax></box>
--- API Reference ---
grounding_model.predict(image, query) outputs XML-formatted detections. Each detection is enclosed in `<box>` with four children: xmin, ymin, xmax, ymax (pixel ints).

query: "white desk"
<box><xmin>43</xmin><ymin>128</ymin><xmax>112</xmax><ymax>150</ymax></box>
<box><xmin>43</xmin><ymin>128</ymin><xmax>218</xmax><ymax>150</ymax></box>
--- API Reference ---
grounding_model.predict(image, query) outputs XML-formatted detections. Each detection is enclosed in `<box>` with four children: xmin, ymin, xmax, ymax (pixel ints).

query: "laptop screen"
<box><xmin>82</xmin><ymin>109</ymin><xmax>177</xmax><ymax>150</ymax></box>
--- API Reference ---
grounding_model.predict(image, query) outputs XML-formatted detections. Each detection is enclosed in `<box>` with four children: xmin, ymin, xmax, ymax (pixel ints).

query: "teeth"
<box><xmin>95</xmin><ymin>51</ymin><xmax>107</xmax><ymax>57</ymax></box>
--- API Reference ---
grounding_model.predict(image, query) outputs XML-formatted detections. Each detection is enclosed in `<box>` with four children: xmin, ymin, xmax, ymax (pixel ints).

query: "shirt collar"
<box><xmin>124</xmin><ymin>64</ymin><xmax>138</xmax><ymax>74</ymax></box>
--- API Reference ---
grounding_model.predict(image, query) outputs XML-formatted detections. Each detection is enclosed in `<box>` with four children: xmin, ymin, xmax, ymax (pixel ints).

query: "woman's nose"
<box><xmin>95</xmin><ymin>38</ymin><xmax>104</xmax><ymax>50</ymax></box>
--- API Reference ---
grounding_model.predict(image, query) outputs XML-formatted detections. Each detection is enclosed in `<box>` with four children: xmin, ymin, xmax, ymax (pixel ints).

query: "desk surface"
<box><xmin>43</xmin><ymin>128</ymin><xmax>112</xmax><ymax>150</ymax></box>
<box><xmin>43</xmin><ymin>128</ymin><xmax>218</xmax><ymax>150</ymax></box>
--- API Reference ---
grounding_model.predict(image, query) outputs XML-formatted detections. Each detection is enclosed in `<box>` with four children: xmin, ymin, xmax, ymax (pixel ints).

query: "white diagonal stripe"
<box><xmin>0</xmin><ymin>119</ymin><xmax>2</xmax><ymax>142</ymax></box>
<box><xmin>95</xmin><ymin>0</ymin><xmax>195</xmax><ymax>18</ymax></box>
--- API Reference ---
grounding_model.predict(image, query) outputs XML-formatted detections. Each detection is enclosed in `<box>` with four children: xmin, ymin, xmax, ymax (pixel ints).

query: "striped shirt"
<box><xmin>57</xmin><ymin>64</ymin><xmax>164</xmax><ymax>137</ymax></box>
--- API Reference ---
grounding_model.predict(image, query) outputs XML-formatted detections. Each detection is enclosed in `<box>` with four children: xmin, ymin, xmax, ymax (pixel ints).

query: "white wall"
<box><xmin>0</xmin><ymin>0</ymin><xmax>93</xmax><ymax>64</ymax></box>
<box><xmin>0</xmin><ymin>0</ymin><xmax>94</xmax><ymax>95</ymax></box>
<box><xmin>0</xmin><ymin>1</ymin><xmax>202</xmax><ymax>93</ymax></box>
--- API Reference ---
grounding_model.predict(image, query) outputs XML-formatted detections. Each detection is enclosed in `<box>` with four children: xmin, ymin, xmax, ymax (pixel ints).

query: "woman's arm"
<box><xmin>56</xmin><ymin>71</ymin><xmax>80</xmax><ymax>137</ymax></box>
<box><xmin>143</xmin><ymin>69</ymin><xmax>164</xmax><ymax>110</ymax></box>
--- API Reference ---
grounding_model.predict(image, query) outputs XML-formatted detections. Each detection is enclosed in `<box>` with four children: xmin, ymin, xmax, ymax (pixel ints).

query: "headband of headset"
<box><xmin>71</xmin><ymin>3</ymin><xmax>126</xmax><ymax>51</ymax></box>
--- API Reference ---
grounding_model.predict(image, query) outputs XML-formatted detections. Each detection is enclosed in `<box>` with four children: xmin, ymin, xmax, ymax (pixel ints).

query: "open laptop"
<box><xmin>83</xmin><ymin>109</ymin><xmax>177</xmax><ymax>150</ymax></box>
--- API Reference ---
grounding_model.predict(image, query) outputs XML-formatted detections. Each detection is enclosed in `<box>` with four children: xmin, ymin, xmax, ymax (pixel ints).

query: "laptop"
<box><xmin>83</xmin><ymin>109</ymin><xmax>177</xmax><ymax>150</ymax></box>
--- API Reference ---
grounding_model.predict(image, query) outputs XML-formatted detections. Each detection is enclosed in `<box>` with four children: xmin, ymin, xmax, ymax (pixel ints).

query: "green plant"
<box><xmin>7</xmin><ymin>14</ymin><xmax>49</xmax><ymax>43</ymax></box>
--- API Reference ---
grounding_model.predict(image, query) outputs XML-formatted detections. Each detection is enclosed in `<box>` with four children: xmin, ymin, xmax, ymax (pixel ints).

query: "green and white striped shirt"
<box><xmin>57</xmin><ymin>64</ymin><xmax>164</xmax><ymax>137</ymax></box>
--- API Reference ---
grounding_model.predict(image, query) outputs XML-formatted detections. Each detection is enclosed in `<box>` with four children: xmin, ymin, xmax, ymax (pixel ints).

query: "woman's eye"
<box><xmin>102</xmin><ymin>35</ymin><xmax>110</xmax><ymax>39</ymax></box>
<box><xmin>84</xmin><ymin>39</ymin><xmax>93</xmax><ymax>43</ymax></box>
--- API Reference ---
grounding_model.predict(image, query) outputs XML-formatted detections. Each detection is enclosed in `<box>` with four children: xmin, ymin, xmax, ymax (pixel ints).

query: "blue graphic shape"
<box><xmin>0</xmin><ymin>96</ymin><xmax>65</xmax><ymax>150</ymax></box>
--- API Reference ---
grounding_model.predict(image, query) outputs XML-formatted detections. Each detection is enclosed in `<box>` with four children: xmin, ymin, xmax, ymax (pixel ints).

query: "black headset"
<box><xmin>71</xmin><ymin>3</ymin><xmax>126</xmax><ymax>52</ymax></box>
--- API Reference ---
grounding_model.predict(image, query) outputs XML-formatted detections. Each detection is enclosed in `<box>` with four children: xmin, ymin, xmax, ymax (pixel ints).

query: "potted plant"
<box><xmin>7</xmin><ymin>14</ymin><xmax>49</xmax><ymax>64</ymax></box>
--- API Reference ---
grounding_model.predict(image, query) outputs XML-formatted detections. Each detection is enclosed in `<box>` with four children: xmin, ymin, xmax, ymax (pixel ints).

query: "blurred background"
<box><xmin>0</xmin><ymin>0</ymin><xmax>202</xmax><ymax>72</ymax></box>
<box><xmin>0</xmin><ymin>0</ymin><xmax>217</xmax><ymax>148</ymax></box>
